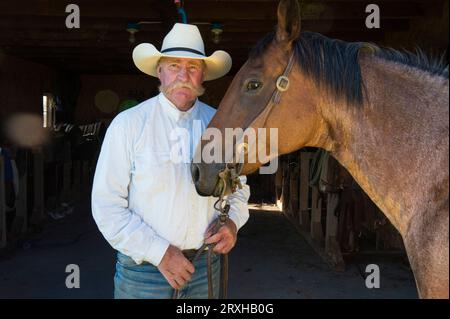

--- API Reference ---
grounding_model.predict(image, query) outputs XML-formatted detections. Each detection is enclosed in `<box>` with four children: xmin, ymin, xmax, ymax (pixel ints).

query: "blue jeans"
<box><xmin>114</xmin><ymin>251</ymin><xmax>220</xmax><ymax>299</ymax></box>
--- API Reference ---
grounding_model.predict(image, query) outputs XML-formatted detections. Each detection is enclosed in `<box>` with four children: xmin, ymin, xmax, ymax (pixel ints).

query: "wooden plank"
<box><xmin>15</xmin><ymin>153</ymin><xmax>28</xmax><ymax>235</ymax></box>
<box><xmin>186</xmin><ymin>1</ymin><xmax>429</xmax><ymax>20</ymax></box>
<box><xmin>0</xmin><ymin>0</ymin><xmax>439</xmax><ymax>17</ymax></box>
<box><xmin>0</xmin><ymin>29</ymin><xmax>387</xmax><ymax>47</ymax></box>
<box><xmin>281</xmin><ymin>157</ymin><xmax>291</xmax><ymax>216</ymax></box>
<box><xmin>299</xmin><ymin>152</ymin><xmax>311</xmax><ymax>230</ymax></box>
<box><xmin>0</xmin><ymin>157</ymin><xmax>6</xmax><ymax>249</ymax></box>
<box><xmin>82</xmin><ymin>161</ymin><xmax>90</xmax><ymax>191</ymax></box>
<box><xmin>289</xmin><ymin>153</ymin><xmax>299</xmax><ymax>217</ymax></box>
<box><xmin>31</xmin><ymin>151</ymin><xmax>45</xmax><ymax>226</ymax></box>
<box><xmin>275</xmin><ymin>163</ymin><xmax>283</xmax><ymax>209</ymax></box>
<box><xmin>72</xmin><ymin>160</ymin><xmax>81</xmax><ymax>200</ymax></box>
<box><xmin>0</xmin><ymin>0</ymin><xmax>162</xmax><ymax>19</ymax></box>
<box><xmin>61</xmin><ymin>162</ymin><xmax>72</xmax><ymax>203</ymax></box>
<box><xmin>325</xmin><ymin>192</ymin><xmax>345</xmax><ymax>271</ymax></box>
<box><xmin>0</xmin><ymin>15</ymin><xmax>411</xmax><ymax>34</ymax></box>
<box><xmin>310</xmin><ymin>186</ymin><xmax>324</xmax><ymax>243</ymax></box>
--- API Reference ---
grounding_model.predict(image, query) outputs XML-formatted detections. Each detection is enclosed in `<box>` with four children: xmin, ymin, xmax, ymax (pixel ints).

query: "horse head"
<box><xmin>191</xmin><ymin>0</ymin><xmax>324</xmax><ymax>196</ymax></box>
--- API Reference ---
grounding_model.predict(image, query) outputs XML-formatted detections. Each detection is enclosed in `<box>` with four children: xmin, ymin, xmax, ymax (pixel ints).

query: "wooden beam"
<box><xmin>186</xmin><ymin>1</ymin><xmax>433</xmax><ymax>21</ymax></box>
<box><xmin>0</xmin><ymin>0</ymin><xmax>161</xmax><ymax>19</ymax></box>
<box><xmin>0</xmin><ymin>0</ymin><xmax>438</xmax><ymax>20</ymax></box>
<box><xmin>0</xmin><ymin>29</ymin><xmax>386</xmax><ymax>50</ymax></box>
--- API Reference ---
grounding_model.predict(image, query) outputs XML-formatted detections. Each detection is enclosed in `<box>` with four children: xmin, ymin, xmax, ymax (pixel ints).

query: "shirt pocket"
<box><xmin>132</xmin><ymin>150</ymin><xmax>172</xmax><ymax>194</ymax></box>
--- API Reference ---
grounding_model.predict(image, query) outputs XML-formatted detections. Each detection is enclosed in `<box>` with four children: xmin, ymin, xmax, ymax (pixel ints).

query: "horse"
<box><xmin>191</xmin><ymin>0</ymin><xmax>449</xmax><ymax>298</ymax></box>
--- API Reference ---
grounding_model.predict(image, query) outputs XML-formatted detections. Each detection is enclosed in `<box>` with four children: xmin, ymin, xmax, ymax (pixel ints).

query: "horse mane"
<box><xmin>250</xmin><ymin>31</ymin><xmax>449</xmax><ymax>107</ymax></box>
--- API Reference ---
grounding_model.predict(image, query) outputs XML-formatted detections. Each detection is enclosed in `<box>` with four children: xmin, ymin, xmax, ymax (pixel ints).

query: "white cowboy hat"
<box><xmin>132</xmin><ymin>23</ymin><xmax>232</xmax><ymax>81</ymax></box>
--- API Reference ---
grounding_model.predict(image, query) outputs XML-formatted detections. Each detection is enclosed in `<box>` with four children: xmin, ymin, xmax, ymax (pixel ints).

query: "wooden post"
<box><xmin>299</xmin><ymin>152</ymin><xmax>311</xmax><ymax>230</ymax></box>
<box><xmin>281</xmin><ymin>157</ymin><xmax>291</xmax><ymax>216</ymax></box>
<box><xmin>311</xmin><ymin>186</ymin><xmax>324</xmax><ymax>243</ymax></box>
<box><xmin>89</xmin><ymin>160</ymin><xmax>96</xmax><ymax>189</ymax></box>
<box><xmin>31</xmin><ymin>151</ymin><xmax>45</xmax><ymax>226</ymax></box>
<box><xmin>61</xmin><ymin>162</ymin><xmax>72</xmax><ymax>203</ymax></box>
<box><xmin>289</xmin><ymin>153</ymin><xmax>299</xmax><ymax>218</ymax></box>
<box><xmin>0</xmin><ymin>157</ymin><xmax>6</xmax><ymax>249</ymax></box>
<box><xmin>72</xmin><ymin>160</ymin><xmax>81</xmax><ymax>200</ymax></box>
<box><xmin>325</xmin><ymin>193</ymin><xmax>345</xmax><ymax>270</ymax></box>
<box><xmin>15</xmin><ymin>153</ymin><xmax>28</xmax><ymax>235</ymax></box>
<box><xmin>82</xmin><ymin>161</ymin><xmax>90</xmax><ymax>191</ymax></box>
<box><xmin>275</xmin><ymin>163</ymin><xmax>283</xmax><ymax>209</ymax></box>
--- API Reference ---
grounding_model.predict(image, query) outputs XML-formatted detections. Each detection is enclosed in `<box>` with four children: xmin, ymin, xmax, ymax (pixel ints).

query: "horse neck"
<box><xmin>317</xmin><ymin>55</ymin><xmax>449</xmax><ymax>235</ymax></box>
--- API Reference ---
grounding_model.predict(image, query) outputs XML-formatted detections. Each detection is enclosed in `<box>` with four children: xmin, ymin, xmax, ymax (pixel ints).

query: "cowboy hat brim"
<box><xmin>132</xmin><ymin>43</ymin><xmax>232</xmax><ymax>81</ymax></box>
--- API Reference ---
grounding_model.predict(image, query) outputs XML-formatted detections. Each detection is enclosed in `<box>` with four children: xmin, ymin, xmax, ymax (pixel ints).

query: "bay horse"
<box><xmin>191</xmin><ymin>0</ymin><xmax>449</xmax><ymax>298</ymax></box>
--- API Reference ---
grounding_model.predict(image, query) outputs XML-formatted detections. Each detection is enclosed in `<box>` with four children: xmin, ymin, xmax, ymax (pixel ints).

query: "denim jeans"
<box><xmin>114</xmin><ymin>251</ymin><xmax>220</xmax><ymax>299</ymax></box>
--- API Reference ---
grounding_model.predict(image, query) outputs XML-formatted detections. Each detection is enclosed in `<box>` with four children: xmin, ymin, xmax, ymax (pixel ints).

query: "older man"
<box><xmin>91</xmin><ymin>23</ymin><xmax>250</xmax><ymax>299</ymax></box>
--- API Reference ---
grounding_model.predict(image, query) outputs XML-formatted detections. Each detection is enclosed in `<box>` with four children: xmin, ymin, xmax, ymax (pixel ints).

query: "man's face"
<box><xmin>157</xmin><ymin>57</ymin><xmax>205</xmax><ymax>111</ymax></box>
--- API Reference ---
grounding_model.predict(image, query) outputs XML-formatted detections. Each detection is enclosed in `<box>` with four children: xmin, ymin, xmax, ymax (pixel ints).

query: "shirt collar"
<box><xmin>158</xmin><ymin>93</ymin><xmax>199</xmax><ymax>123</ymax></box>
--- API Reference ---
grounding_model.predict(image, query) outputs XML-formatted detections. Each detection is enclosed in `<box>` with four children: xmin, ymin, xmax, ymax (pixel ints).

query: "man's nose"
<box><xmin>176</xmin><ymin>66</ymin><xmax>188</xmax><ymax>80</ymax></box>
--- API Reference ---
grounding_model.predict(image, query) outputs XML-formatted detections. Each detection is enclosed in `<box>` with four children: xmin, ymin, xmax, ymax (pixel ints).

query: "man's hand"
<box><xmin>157</xmin><ymin>245</ymin><xmax>195</xmax><ymax>289</ymax></box>
<box><xmin>204</xmin><ymin>219</ymin><xmax>237</xmax><ymax>254</ymax></box>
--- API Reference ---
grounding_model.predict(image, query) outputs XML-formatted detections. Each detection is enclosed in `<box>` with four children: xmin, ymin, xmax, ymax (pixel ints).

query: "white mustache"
<box><xmin>160</xmin><ymin>81</ymin><xmax>205</xmax><ymax>97</ymax></box>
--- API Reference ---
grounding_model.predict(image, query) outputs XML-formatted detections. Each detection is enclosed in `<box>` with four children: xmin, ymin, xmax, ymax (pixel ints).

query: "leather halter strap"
<box><xmin>256</xmin><ymin>50</ymin><xmax>296</xmax><ymax>128</ymax></box>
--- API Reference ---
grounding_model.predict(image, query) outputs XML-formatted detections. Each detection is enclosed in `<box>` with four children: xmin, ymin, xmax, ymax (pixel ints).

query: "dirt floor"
<box><xmin>0</xmin><ymin>199</ymin><xmax>418</xmax><ymax>299</ymax></box>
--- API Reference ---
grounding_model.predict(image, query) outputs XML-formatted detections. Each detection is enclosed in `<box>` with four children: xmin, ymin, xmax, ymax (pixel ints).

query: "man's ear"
<box><xmin>202</xmin><ymin>61</ymin><xmax>207</xmax><ymax>79</ymax></box>
<box><xmin>156</xmin><ymin>58</ymin><xmax>164</xmax><ymax>75</ymax></box>
<box><xmin>276</xmin><ymin>0</ymin><xmax>301</xmax><ymax>45</ymax></box>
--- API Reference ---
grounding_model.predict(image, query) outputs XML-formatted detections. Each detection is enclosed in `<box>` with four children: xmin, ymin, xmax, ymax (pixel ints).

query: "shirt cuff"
<box><xmin>228</xmin><ymin>210</ymin><xmax>248</xmax><ymax>232</ymax></box>
<box><xmin>145</xmin><ymin>235</ymin><xmax>170</xmax><ymax>266</ymax></box>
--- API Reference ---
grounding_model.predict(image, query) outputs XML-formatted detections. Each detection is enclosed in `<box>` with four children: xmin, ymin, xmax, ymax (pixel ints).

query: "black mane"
<box><xmin>250</xmin><ymin>31</ymin><xmax>448</xmax><ymax>107</ymax></box>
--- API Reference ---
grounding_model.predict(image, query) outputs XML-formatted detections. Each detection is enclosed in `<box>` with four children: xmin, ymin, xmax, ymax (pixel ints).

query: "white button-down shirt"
<box><xmin>91</xmin><ymin>93</ymin><xmax>250</xmax><ymax>266</ymax></box>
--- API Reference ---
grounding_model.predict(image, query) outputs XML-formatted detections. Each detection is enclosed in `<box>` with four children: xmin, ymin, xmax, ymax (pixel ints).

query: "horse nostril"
<box><xmin>191</xmin><ymin>164</ymin><xmax>200</xmax><ymax>184</ymax></box>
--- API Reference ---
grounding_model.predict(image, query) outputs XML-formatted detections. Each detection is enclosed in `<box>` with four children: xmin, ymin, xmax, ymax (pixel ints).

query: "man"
<box><xmin>91</xmin><ymin>23</ymin><xmax>250</xmax><ymax>299</ymax></box>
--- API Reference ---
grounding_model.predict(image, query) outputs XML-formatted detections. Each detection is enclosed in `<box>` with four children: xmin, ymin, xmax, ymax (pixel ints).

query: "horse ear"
<box><xmin>276</xmin><ymin>0</ymin><xmax>301</xmax><ymax>44</ymax></box>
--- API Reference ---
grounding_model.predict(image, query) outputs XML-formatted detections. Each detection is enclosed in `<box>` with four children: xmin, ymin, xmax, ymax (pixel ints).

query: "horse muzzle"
<box><xmin>191</xmin><ymin>162</ymin><xmax>226</xmax><ymax>197</ymax></box>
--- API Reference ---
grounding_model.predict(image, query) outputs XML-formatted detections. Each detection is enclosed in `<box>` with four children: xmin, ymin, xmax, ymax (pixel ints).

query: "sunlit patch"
<box><xmin>3</xmin><ymin>113</ymin><xmax>50</xmax><ymax>148</ymax></box>
<box><xmin>276</xmin><ymin>199</ymin><xmax>283</xmax><ymax>211</ymax></box>
<box><xmin>94</xmin><ymin>89</ymin><xmax>119</xmax><ymax>114</ymax></box>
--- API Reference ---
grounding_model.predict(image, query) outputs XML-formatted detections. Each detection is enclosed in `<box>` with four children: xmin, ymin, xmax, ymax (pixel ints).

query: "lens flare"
<box><xmin>94</xmin><ymin>89</ymin><xmax>119</xmax><ymax>114</ymax></box>
<box><xmin>3</xmin><ymin>113</ymin><xmax>50</xmax><ymax>148</ymax></box>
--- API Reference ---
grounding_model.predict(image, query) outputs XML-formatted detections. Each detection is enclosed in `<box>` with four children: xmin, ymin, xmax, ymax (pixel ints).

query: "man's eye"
<box><xmin>246</xmin><ymin>81</ymin><xmax>262</xmax><ymax>91</ymax></box>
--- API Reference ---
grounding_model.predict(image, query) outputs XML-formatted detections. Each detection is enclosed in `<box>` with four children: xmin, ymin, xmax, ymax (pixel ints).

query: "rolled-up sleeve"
<box><xmin>91</xmin><ymin>114</ymin><xmax>169</xmax><ymax>266</ymax></box>
<box><xmin>226</xmin><ymin>175</ymin><xmax>251</xmax><ymax>231</ymax></box>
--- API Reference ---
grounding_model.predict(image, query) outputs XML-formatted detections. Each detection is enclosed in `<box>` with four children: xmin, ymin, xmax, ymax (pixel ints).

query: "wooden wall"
<box><xmin>0</xmin><ymin>55</ymin><xmax>56</xmax><ymax>119</ymax></box>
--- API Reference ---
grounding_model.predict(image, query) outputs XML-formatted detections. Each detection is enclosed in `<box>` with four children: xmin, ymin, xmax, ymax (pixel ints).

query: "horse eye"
<box><xmin>246</xmin><ymin>81</ymin><xmax>262</xmax><ymax>91</ymax></box>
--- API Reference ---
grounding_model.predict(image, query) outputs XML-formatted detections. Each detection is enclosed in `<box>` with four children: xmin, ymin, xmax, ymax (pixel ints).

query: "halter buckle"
<box><xmin>276</xmin><ymin>75</ymin><xmax>290</xmax><ymax>92</ymax></box>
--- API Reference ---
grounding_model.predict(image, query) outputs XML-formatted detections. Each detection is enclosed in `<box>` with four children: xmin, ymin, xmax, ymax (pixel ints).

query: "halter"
<box><xmin>255</xmin><ymin>49</ymin><xmax>296</xmax><ymax>128</ymax></box>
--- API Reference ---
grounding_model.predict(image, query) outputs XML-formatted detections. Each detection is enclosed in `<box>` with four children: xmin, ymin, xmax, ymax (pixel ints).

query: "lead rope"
<box><xmin>172</xmin><ymin>163</ymin><xmax>242</xmax><ymax>299</ymax></box>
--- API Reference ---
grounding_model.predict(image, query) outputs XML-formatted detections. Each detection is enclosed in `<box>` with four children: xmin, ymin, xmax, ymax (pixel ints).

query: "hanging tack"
<box><xmin>174</xmin><ymin>0</ymin><xmax>188</xmax><ymax>23</ymax></box>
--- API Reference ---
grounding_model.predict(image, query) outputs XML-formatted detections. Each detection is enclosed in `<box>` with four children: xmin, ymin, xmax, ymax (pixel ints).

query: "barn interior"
<box><xmin>0</xmin><ymin>0</ymin><xmax>447</xmax><ymax>298</ymax></box>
